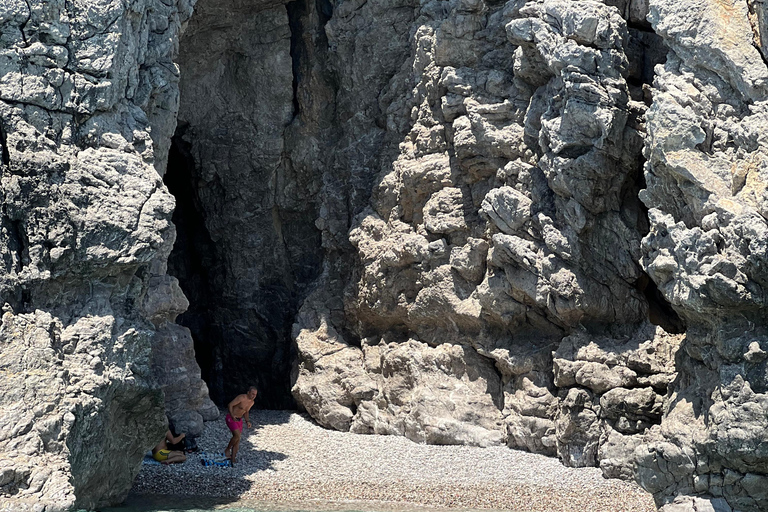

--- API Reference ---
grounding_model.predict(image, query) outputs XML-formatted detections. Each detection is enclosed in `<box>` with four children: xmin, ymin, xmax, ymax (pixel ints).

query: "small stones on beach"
<box><xmin>131</xmin><ymin>410</ymin><xmax>656</xmax><ymax>511</ymax></box>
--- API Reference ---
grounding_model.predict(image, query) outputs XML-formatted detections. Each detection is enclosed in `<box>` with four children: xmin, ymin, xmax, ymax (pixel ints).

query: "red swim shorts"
<box><xmin>225</xmin><ymin>413</ymin><xmax>243</xmax><ymax>432</ymax></box>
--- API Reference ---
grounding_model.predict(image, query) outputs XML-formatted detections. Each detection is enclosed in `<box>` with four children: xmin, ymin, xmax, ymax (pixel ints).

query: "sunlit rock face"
<box><xmin>295</xmin><ymin>0</ymin><xmax>664</xmax><ymax>452</ymax></box>
<box><xmin>2</xmin><ymin>0</ymin><xmax>768</xmax><ymax>509</ymax></box>
<box><xmin>0</xmin><ymin>0</ymin><xmax>206</xmax><ymax>509</ymax></box>
<box><xmin>635</xmin><ymin>0</ymin><xmax>768</xmax><ymax>510</ymax></box>
<box><xmin>288</xmin><ymin>0</ymin><xmax>768</xmax><ymax>510</ymax></box>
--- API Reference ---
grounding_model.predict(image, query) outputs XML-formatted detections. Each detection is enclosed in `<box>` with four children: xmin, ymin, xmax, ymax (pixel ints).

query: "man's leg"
<box><xmin>225</xmin><ymin>431</ymin><xmax>235</xmax><ymax>458</ymax></box>
<box><xmin>230</xmin><ymin>430</ymin><xmax>242</xmax><ymax>464</ymax></box>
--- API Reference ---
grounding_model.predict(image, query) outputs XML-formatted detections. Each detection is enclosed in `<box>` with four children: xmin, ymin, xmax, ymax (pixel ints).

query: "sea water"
<box><xmin>97</xmin><ymin>495</ymin><xmax>486</xmax><ymax>512</ymax></box>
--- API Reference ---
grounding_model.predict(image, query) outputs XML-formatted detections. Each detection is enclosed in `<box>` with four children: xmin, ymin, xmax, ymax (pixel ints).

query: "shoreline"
<box><xmin>128</xmin><ymin>410</ymin><xmax>656</xmax><ymax>511</ymax></box>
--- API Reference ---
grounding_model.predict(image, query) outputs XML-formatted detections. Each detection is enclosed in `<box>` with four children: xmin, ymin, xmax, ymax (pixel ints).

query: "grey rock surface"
<box><xmin>2</xmin><ymin>0</ymin><xmax>768</xmax><ymax>509</ymax></box>
<box><xmin>294</xmin><ymin>0</ymin><xmax>669</xmax><ymax>458</ymax></box>
<box><xmin>634</xmin><ymin>0</ymin><xmax>768</xmax><ymax>509</ymax></box>
<box><xmin>285</xmin><ymin>0</ymin><xmax>766</xmax><ymax>510</ymax></box>
<box><xmin>0</xmin><ymin>0</ymin><xmax>207</xmax><ymax>509</ymax></box>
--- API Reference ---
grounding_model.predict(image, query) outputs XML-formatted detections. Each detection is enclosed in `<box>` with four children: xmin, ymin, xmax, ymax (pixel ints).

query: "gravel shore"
<box><xmin>131</xmin><ymin>410</ymin><xmax>656</xmax><ymax>511</ymax></box>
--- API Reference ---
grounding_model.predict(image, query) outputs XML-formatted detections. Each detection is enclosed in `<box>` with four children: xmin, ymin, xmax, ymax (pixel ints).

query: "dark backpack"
<box><xmin>183</xmin><ymin>435</ymin><xmax>199</xmax><ymax>452</ymax></box>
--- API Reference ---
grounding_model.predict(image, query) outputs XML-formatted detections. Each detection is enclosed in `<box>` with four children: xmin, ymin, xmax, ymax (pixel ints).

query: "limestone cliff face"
<box><xmin>1</xmin><ymin>0</ymin><xmax>768</xmax><ymax>510</ymax></box>
<box><xmin>288</xmin><ymin>0</ymin><xmax>768</xmax><ymax>511</ymax></box>
<box><xmin>0</xmin><ymin>0</ymin><xmax>214</xmax><ymax>510</ymax></box>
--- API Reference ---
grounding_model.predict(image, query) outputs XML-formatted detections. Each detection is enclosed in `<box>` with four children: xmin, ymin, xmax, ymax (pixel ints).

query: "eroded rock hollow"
<box><xmin>1</xmin><ymin>0</ymin><xmax>768</xmax><ymax>511</ymax></box>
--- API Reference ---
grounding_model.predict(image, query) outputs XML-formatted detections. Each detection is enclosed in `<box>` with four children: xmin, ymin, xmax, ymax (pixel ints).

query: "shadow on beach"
<box><xmin>107</xmin><ymin>410</ymin><xmax>293</xmax><ymax>511</ymax></box>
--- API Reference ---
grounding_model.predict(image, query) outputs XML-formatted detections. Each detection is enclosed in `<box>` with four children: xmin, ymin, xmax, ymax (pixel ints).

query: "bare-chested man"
<box><xmin>152</xmin><ymin>429</ymin><xmax>186</xmax><ymax>464</ymax></box>
<box><xmin>224</xmin><ymin>386</ymin><xmax>257</xmax><ymax>465</ymax></box>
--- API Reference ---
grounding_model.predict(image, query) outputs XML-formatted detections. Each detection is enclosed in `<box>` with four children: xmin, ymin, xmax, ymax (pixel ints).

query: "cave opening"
<box><xmin>162</xmin><ymin>0</ymin><xmax>329</xmax><ymax>410</ymax></box>
<box><xmin>163</xmin><ymin>127</ymin><xmax>222</xmax><ymax>403</ymax></box>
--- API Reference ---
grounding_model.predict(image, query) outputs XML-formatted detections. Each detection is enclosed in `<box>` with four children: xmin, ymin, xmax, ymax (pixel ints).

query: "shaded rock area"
<box><xmin>1</xmin><ymin>0</ymin><xmax>768</xmax><ymax>509</ymax></box>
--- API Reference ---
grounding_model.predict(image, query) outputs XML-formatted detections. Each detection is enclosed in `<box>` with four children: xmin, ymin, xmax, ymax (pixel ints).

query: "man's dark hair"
<box><xmin>249</xmin><ymin>386</ymin><xmax>258</xmax><ymax>392</ymax></box>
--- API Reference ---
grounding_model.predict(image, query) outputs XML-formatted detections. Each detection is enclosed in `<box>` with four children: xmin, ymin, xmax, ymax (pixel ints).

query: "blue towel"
<box><xmin>142</xmin><ymin>454</ymin><xmax>161</xmax><ymax>465</ymax></box>
<box><xmin>199</xmin><ymin>451</ymin><xmax>231</xmax><ymax>467</ymax></box>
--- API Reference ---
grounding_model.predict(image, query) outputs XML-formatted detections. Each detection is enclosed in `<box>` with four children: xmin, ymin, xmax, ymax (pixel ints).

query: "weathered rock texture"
<box><xmin>0</xmin><ymin>0</ymin><xmax>214</xmax><ymax>510</ymax></box>
<box><xmin>633</xmin><ymin>0</ymin><xmax>768</xmax><ymax>510</ymax></box>
<box><xmin>291</xmin><ymin>0</ymin><xmax>683</xmax><ymax>475</ymax></box>
<box><xmin>285</xmin><ymin>0</ymin><xmax>768</xmax><ymax>511</ymax></box>
<box><xmin>2</xmin><ymin>0</ymin><xmax>768</xmax><ymax>509</ymax></box>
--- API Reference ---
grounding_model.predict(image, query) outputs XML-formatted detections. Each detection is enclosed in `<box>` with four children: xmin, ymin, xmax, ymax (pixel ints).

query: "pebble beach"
<box><xmin>130</xmin><ymin>410</ymin><xmax>657</xmax><ymax>512</ymax></box>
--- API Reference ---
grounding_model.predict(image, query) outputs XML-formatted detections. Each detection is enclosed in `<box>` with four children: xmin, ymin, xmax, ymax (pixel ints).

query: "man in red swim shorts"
<box><xmin>224</xmin><ymin>386</ymin><xmax>257</xmax><ymax>465</ymax></box>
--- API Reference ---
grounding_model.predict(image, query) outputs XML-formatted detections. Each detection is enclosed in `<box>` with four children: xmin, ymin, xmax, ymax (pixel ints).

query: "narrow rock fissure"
<box><xmin>10</xmin><ymin>219</ymin><xmax>27</xmax><ymax>274</ymax></box>
<box><xmin>624</xmin><ymin>26</ymin><xmax>682</xmax><ymax>334</ymax></box>
<box><xmin>636</xmin><ymin>271</ymin><xmax>686</xmax><ymax>334</ymax></box>
<box><xmin>287</xmin><ymin>0</ymin><xmax>303</xmax><ymax>119</ymax></box>
<box><xmin>163</xmin><ymin>127</ymin><xmax>224</xmax><ymax>403</ymax></box>
<box><xmin>0</xmin><ymin>121</ymin><xmax>10</xmax><ymax>166</ymax></box>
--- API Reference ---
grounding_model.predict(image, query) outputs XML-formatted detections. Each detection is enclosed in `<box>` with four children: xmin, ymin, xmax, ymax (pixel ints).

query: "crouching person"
<box><xmin>153</xmin><ymin>429</ymin><xmax>187</xmax><ymax>465</ymax></box>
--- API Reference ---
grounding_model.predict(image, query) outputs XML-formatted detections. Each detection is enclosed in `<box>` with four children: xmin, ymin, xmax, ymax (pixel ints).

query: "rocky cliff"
<box><xmin>1</xmin><ymin>0</ymin><xmax>767</xmax><ymax>510</ymax></box>
<box><xmin>0</xmin><ymin>0</ymin><xmax>214</xmax><ymax>510</ymax></box>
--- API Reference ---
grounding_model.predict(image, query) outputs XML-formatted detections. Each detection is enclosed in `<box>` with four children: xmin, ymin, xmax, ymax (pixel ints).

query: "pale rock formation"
<box><xmin>2</xmin><ymin>0</ymin><xmax>768</xmax><ymax>509</ymax></box>
<box><xmin>293</xmin><ymin>0</ymin><xmax>677</xmax><ymax>478</ymax></box>
<box><xmin>145</xmin><ymin>273</ymin><xmax>218</xmax><ymax>437</ymax></box>
<box><xmin>633</xmin><ymin>0</ymin><xmax>768</xmax><ymax>509</ymax></box>
<box><xmin>0</xmin><ymin>0</ymin><xmax>209</xmax><ymax>509</ymax></box>
<box><xmin>289</xmin><ymin>0</ymin><xmax>763</xmax><ymax>510</ymax></box>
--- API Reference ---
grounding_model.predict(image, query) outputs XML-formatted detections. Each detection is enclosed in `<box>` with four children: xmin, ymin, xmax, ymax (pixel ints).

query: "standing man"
<box><xmin>224</xmin><ymin>386</ymin><xmax>257</xmax><ymax>465</ymax></box>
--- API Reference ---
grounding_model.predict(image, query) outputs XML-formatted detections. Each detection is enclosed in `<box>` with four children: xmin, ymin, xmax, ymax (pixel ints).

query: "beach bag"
<box><xmin>184</xmin><ymin>435</ymin><xmax>199</xmax><ymax>452</ymax></box>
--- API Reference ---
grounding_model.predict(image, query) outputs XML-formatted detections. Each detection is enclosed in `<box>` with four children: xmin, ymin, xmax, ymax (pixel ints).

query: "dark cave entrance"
<box><xmin>161</xmin><ymin>0</ymin><xmax>332</xmax><ymax>411</ymax></box>
<box><xmin>163</xmin><ymin>123</ymin><xmax>323</xmax><ymax>410</ymax></box>
<box><xmin>164</xmin><ymin>0</ymin><xmax>335</xmax><ymax>409</ymax></box>
<box><xmin>163</xmin><ymin>129</ymin><xmax>222</xmax><ymax>405</ymax></box>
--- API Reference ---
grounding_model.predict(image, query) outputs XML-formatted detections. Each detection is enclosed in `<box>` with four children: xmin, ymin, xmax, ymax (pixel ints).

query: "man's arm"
<box><xmin>244</xmin><ymin>404</ymin><xmax>252</xmax><ymax>427</ymax></box>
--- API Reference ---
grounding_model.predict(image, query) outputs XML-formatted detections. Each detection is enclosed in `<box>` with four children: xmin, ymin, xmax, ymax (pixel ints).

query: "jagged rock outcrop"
<box><xmin>145</xmin><ymin>273</ymin><xmax>218</xmax><ymax>437</ymax></box>
<box><xmin>2</xmin><ymin>0</ymin><xmax>768</xmax><ymax>509</ymax></box>
<box><xmin>295</xmin><ymin>0</ymin><xmax>670</xmax><ymax>460</ymax></box>
<box><xmin>290</xmin><ymin>0</ymin><xmax>768</xmax><ymax>511</ymax></box>
<box><xmin>0</xmin><ymin>0</ymin><xmax>212</xmax><ymax>509</ymax></box>
<box><xmin>632</xmin><ymin>0</ymin><xmax>768</xmax><ymax>510</ymax></box>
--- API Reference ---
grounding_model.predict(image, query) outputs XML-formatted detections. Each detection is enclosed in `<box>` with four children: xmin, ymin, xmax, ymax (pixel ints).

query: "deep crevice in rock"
<box><xmin>635</xmin><ymin>271</ymin><xmax>686</xmax><ymax>334</ymax></box>
<box><xmin>0</xmin><ymin>121</ymin><xmax>10</xmax><ymax>166</ymax></box>
<box><xmin>287</xmin><ymin>1</ymin><xmax>303</xmax><ymax>119</ymax></box>
<box><xmin>9</xmin><ymin>219</ymin><xmax>27</xmax><ymax>274</ymax></box>
<box><xmin>164</xmin><ymin>127</ymin><xmax>223</xmax><ymax>402</ymax></box>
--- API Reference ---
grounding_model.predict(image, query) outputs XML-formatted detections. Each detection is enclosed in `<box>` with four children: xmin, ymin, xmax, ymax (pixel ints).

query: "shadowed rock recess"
<box><xmin>1</xmin><ymin>0</ymin><xmax>767</xmax><ymax>510</ymax></box>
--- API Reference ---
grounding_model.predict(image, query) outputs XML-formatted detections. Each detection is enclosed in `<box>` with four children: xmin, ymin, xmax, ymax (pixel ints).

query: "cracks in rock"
<box><xmin>0</xmin><ymin>120</ymin><xmax>10</xmax><ymax>167</ymax></box>
<box><xmin>316</xmin><ymin>0</ymin><xmax>333</xmax><ymax>28</ymax></box>
<box><xmin>8</xmin><ymin>217</ymin><xmax>28</xmax><ymax>275</ymax></box>
<box><xmin>634</xmin><ymin>271</ymin><xmax>686</xmax><ymax>334</ymax></box>
<box><xmin>286</xmin><ymin>0</ymin><xmax>337</xmax><ymax>121</ymax></box>
<box><xmin>626</xmin><ymin>20</ymin><xmax>654</xmax><ymax>34</ymax></box>
<box><xmin>286</xmin><ymin>0</ymin><xmax>304</xmax><ymax>120</ymax></box>
<box><xmin>20</xmin><ymin>0</ymin><xmax>32</xmax><ymax>47</ymax></box>
<box><xmin>163</xmin><ymin>127</ymin><xmax>221</xmax><ymax>400</ymax></box>
<box><xmin>747</xmin><ymin>0</ymin><xmax>768</xmax><ymax>67</ymax></box>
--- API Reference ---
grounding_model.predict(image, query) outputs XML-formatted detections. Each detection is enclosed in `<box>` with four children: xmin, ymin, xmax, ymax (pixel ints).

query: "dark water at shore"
<box><xmin>96</xmin><ymin>494</ymin><xmax>491</xmax><ymax>512</ymax></box>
